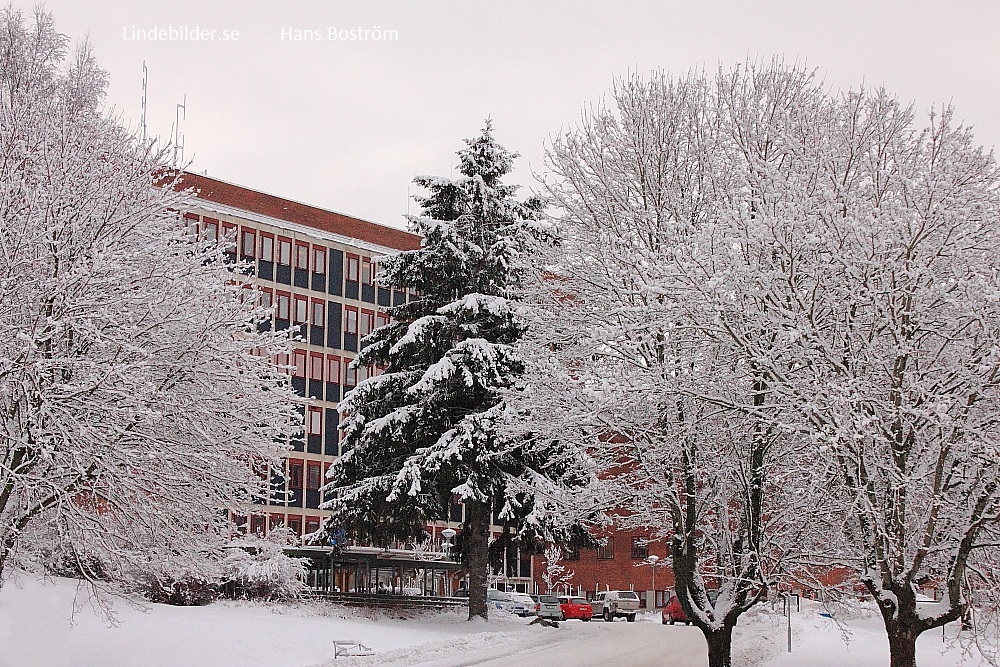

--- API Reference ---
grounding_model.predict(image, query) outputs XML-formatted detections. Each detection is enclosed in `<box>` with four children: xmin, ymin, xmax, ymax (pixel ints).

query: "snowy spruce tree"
<box><xmin>324</xmin><ymin>122</ymin><xmax>591</xmax><ymax>620</ymax></box>
<box><xmin>0</xmin><ymin>9</ymin><xmax>299</xmax><ymax>591</ymax></box>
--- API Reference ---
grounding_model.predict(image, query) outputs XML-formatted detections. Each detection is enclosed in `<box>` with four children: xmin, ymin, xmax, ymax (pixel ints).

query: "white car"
<box><xmin>592</xmin><ymin>590</ymin><xmax>641</xmax><ymax>622</ymax></box>
<box><xmin>487</xmin><ymin>589</ymin><xmax>536</xmax><ymax>616</ymax></box>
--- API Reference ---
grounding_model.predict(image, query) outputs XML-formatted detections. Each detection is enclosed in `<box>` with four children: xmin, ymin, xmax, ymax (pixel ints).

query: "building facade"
<box><xmin>175</xmin><ymin>174</ymin><xmax>687</xmax><ymax>600</ymax></box>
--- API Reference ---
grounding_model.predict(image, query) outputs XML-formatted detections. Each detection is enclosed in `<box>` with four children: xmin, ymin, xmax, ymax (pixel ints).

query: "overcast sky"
<box><xmin>23</xmin><ymin>1</ymin><xmax>1000</xmax><ymax>229</ymax></box>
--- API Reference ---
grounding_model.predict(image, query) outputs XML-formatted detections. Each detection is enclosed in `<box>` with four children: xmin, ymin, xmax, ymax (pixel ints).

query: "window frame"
<box><xmin>631</xmin><ymin>537</ymin><xmax>648</xmax><ymax>560</ymax></box>
<box><xmin>202</xmin><ymin>217</ymin><xmax>219</xmax><ymax>242</ymax></box>
<box><xmin>346</xmin><ymin>253</ymin><xmax>360</xmax><ymax>282</ymax></box>
<box><xmin>312</xmin><ymin>245</ymin><xmax>327</xmax><ymax>274</ymax></box>
<box><xmin>260</xmin><ymin>233</ymin><xmax>275</xmax><ymax>262</ymax></box>
<box><xmin>344</xmin><ymin>306</ymin><xmax>358</xmax><ymax>334</ymax></box>
<box><xmin>327</xmin><ymin>355</ymin><xmax>342</xmax><ymax>385</ymax></box>
<box><xmin>307</xmin><ymin>408</ymin><xmax>323</xmax><ymax>437</ymax></box>
<box><xmin>361</xmin><ymin>257</ymin><xmax>372</xmax><ymax>286</ymax></box>
<box><xmin>277</xmin><ymin>236</ymin><xmax>292</xmax><ymax>266</ymax></box>
<box><xmin>275</xmin><ymin>291</ymin><xmax>291</xmax><ymax>320</ymax></box>
<box><xmin>288</xmin><ymin>460</ymin><xmax>304</xmax><ymax>488</ymax></box>
<box><xmin>292</xmin><ymin>350</ymin><xmax>307</xmax><ymax>378</ymax></box>
<box><xmin>295</xmin><ymin>241</ymin><xmax>310</xmax><ymax>271</ymax></box>
<box><xmin>311</xmin><ymin>299</ymin><xmax>326</xmax><ymax>327</ymax></box>
<box><xmin>360</xmin><ymin>309</ymin><xmax>374</xmax><ymax>337</ymax></box>
<box><xmin>293</xmin><ymin>295</ymin><xmax>309</xmax><ymax>323</ymax></box>
<box><xmin>241</xmin><ymin>228</ymin><xmax>256</xmax><ymax>258</ymax></box>
<box><xmin>309</xmin><ymin>352</ymin><xmax>324</xmax><ymax>381</ymax></box>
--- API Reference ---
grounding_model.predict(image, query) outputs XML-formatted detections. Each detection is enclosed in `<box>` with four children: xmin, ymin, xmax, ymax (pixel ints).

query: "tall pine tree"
<box><xmin>323</xmin><ymin>122</ymin><xmax>588</xmax><ymax>620</ymax></box>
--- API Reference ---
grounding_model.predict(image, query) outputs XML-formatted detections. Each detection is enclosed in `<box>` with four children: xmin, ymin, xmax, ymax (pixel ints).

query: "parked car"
<box><xmin>558</xmin><ymin>596</ymin><xmax>593</xmax><ymax>621</ymax></box>
<box><xmin>591</xmin><ymin>590</ymin><xmax>640</xmax><ymax>622</ymax></box>
<box><xmin>488</xmin><ymin>589</ymin><xmax>537</xmax><ymax>616</ymax></box>
<box><xmin>661</xmin><ymin>594</ymin><xmax>691</xmax><ymax>625</ymax></box>
<box><xmin>533</xmin><ymin>594</ymin><xmax>564</xmax><ymax>621</ymax></box>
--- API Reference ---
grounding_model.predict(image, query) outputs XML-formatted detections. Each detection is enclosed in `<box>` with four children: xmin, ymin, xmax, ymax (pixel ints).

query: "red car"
<box><xmin>661</xmin><ymin>595</ymin><xmax>691</xmax><ymax>625</ymax></box>
<box><xmin>558</xmin><ymin>596</ymin><xmax>593</xmax><ymax>621</ymax></box>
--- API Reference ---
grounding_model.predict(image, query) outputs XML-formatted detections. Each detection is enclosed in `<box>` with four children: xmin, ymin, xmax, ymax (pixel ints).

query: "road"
<box><xmin>446</xmin><ymin>620</ymin><xmax>709</xmax><ymax>667</ymax></box>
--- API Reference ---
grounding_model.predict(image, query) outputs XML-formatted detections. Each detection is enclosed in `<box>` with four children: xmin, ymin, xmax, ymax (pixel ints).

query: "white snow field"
<box><xmin>0</xmin><ymin>575</ymin><xmax>988</xmax><ymax>667</ymax></box>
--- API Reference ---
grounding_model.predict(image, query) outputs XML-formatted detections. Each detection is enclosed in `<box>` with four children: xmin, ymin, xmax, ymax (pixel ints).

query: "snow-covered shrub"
<box><xmin>126</xmin><ymin>551</ymin><xmax>225</xmax><ymax>606</ymax></box>
<box><xmin>138</xmin><ymin>573</ymin><xmax>220</xmax><ymax>607</ymax></box>
<box><xmin>221</xmin><ymin>531</ymin><xmax>309</xmax><ymax>600</ymax></box>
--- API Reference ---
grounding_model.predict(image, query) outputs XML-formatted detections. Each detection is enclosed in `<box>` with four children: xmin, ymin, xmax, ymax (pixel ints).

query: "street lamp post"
<box><xmin>646</xmin><ymin>554</ymin><xmax>660</xmax><ymax>609</ymax></box>
<box><xmin>441</xmin><ymin>527</ymin><xmax>457</xmax><ymax>551</ymax></box>
<box><xmin>441</xmin><ymin>528</ymin><xmax>458</xmax><ymax>596</ymax></box>
<box><xmin>647</xmin><ymin>555</ymin><xmax>660</xmax><ymax>608</ymax></box>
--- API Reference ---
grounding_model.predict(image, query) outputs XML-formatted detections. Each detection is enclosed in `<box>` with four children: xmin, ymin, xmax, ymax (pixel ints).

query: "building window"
<box><xmin>360</xmin><ymin>310</ymin><xmax>373</xmax><ymax>336</ymax></box>
<box><xmin>312</xmin><ymin>246</ymin><xmax>326</xmax><ymax>273</ymax></box>
<box><xmin>361</xmin><ymin>257</ymin><xmax>372</xmax><ymax>285</ymax></box>
<box><xmin>311</xmin><ymin>300</ymin><xmax>325</xmax><ymax>326</ymax></box>
<box><xmin>259</xmin><ymin>288</ymin><xmax>273</xmax><ymax>310</ymax></box>
<box><xmin>294</xmin><ymin>296</ymin><xmax>308</xmax><ymax>323</ymax></box>
<box><xmin>274</xmin><ymin>351</ymin><xmax>290</xmax><ymax>374</ymax></box>
<box><xmin>376</xmin><ymin>313</ymin><xmax>389</xmax><ymax>329</ymax></box>
<box><xmin>277</xmin><ymin>237</ymin><xmax>292</xmax><ymax>266</ymax></box>
<box><xmin>241</xmin><ymin>229</ymin><xmax>256</xmax><ymax>257</ymax></box>
<box><xmin>345</xmin><ymin>362</ymin><xmax>357</xmax><ymax>388</ymax></box>
<box><xmin>202</xmin><ymin>219</ymin><xmax>219</xmax><ymax>241</ymax></box>
<box><xmin>345</xmin><ymin>307</ymin><xmax>358</xmax><ymax>334</ymax></box>
<box><xmin>288</xmin><ymin>460</ymin><xmax>303</xmax><ymax>488</ymax></box>
<box><xmin>307</xmin><ymin>408</ymin><xmax>323</xmax><ymax>436</ymax></box>
<box><xmin>565</xmin><ymin>546</ymin><xmax>580</xmax><ymax>561</ymax></box>
<box><xmin>596</xmin><ymin>537</ymin><xmax>614</xmax><ymax>560</ymax></box>
<box><xmin>293</xmin><ymin>350</ymin><xmax>307</xmax><ymax>378</ymax></box>
<box><xmin>631</xmin><ymin>537</ymin><xmax>648</xmax><ymax>560</ymax></box>
<box><xmin>328</xmin><ymin>356</ymin><xmax>341</xmax><ymax>384</ymax></box>
<box><xmin>309</xmin><ymin>353</ymin><xmax>324</xmax><ymax>381</ymax></box>
<box><xmin>276</xmin><ymin>292</ymin><xmax>290</xmax><ymax>320</ymax></box>
<box><xmin>346</xmin><ymin>254</ymin><xmax>360</xmax><ymax>282</ymax></box>
<box><xmin>305</xmin><ymin>517</ymin><xmax>320</xmax><ymax>535</ymax></box>
<box><xmin>295</xmin><ymin>242</ymin><xmax>309</xmax><ymax>271</ymax></box>
<box><xmin>260</xmin><ymin>234</ymin><xmax>275</xmax><ymax>262</ymax></box>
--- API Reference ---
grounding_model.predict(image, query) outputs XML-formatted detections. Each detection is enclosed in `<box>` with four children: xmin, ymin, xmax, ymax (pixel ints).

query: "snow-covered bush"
<box><xmin>221</xmin><ymin>531</ymin><xmax>309</xmax><ymax>601</ymax></box>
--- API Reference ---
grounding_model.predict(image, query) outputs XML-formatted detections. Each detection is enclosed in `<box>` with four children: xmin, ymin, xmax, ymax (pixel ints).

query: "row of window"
<box><xmin>573</xmin><ymin>537</ymin><xmax>655</xmax><ymax>561</ymax></box>
<box><xmin>260</xmin><ymin>289</ymin><xmax>389</xmax><ymax>336</ymax></box>
<box><xmin>237</xmin><ymin>513</ymin><xmax>323</xmax><ymax>538</ymax></box>
<box><xmin>193</xmin><ymin>213</ymin><xmax>419</xmax><ymax>305</ymax></box>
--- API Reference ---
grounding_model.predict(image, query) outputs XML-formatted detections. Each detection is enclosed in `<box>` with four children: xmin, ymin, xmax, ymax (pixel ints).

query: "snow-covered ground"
<box><xmin>0</xmin><ymin>574</ymin><xmax>989</xmax><ymax>667</ymax></box>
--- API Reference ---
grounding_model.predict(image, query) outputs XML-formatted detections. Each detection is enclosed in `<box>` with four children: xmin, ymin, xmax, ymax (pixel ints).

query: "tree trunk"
<box><xmin>886</xmin><ymin>624</ymin><xmax>918</xmax><ymax>667</ymax></box>
<box><xmin>705</xmin><ymin>626</ymin><xmax>735</xmax><ymax>667</ymax></box>
<box><xmin>465</xmin><ymin>499</ymin><xmax>490</xmax><ymax>621</ymax></box>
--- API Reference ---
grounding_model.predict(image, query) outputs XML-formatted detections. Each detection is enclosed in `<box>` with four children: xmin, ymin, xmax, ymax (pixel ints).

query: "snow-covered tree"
<box><xmin>530</xmin><ymin>63</ymin><xmax>843</xmax><ymax>667</ymax></box>
<box><xmin>705</xmin><ymin>91</ymin><xmax>1000</xmax><ymax>667</ymax></box>
<box><xmin>323</xmin><ymin>122</ymin><xmax>592</xmax><ymax>620</ymax></box>
<box><xmin>0</xmin><ymin>8</ymin><xmax>299</xmax><ymax>589</ymax></box>
<box><xmin>537</xmin><ymin>59</ymin><xmax>1000</xmax><ymax>667</ymax></box>
<box><xmin>540</xmin><ymin>545</ymin><xmax>574</xmax><ymax>594</ymax></box>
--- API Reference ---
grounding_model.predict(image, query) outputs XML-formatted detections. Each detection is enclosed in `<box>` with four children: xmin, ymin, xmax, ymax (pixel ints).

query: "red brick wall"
<box><xmin>533</xmin><ymin>528</ymin><xmax>675</xmax><ymax>600</ymax></box>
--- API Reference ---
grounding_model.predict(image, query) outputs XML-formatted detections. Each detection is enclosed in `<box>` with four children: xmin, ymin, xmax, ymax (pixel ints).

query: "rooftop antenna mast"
<box><xmin>172</xmin><ymin>94</ymin><xmax>187</xmax><ymax>166</ymax></box>
<box><xmin>140</xmin><ymin>61</ymin><xmax>148</xmax><ymax>144</ymax></box>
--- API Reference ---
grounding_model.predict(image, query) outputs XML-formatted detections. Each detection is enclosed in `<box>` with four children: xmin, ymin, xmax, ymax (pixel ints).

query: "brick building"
<box><xmin>531</xmin><ymin>529</ymin><xmax>676</xmax><ymax>607</ymax></box>
<box><xmin>174</xmin><ymin>174</ymin><xmax>531</xmax><ymax>594</ymax></box>
<box><xmin>172</xmin><ymin>174</ymin><xmax>688</xmax><ymax>601</ymax></box>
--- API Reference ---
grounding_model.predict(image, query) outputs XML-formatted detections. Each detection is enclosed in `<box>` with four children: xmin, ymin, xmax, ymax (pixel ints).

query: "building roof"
<box><xmin>172</xmin><ymin>172</ymin><xmax>421</xmax><ymax>251</ymax></box>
